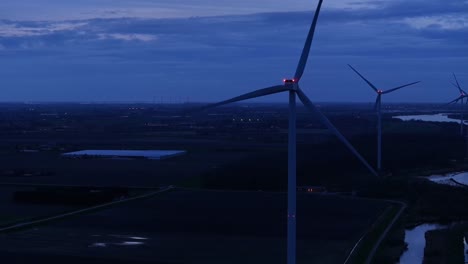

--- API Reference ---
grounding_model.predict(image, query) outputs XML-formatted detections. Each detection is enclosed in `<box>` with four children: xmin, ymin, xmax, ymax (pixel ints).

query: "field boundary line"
<box><xmin>364</xmin><ymin>200</ymin><xmax>407</xmax><ymax>264</ymax></box>
<box><xmin>0</xmin><ymin>182</ymin><xmax>159</xmax><ymax>190</ymax></box>
<box><xmin>0</xmin><ymin>186</ymin><xmax>173</xmax><ymax>233</ymax></box>
<box><xmin>343</xmin><ymin>206</ymin><xmax>392</xmax><ymax>264</ymax></box>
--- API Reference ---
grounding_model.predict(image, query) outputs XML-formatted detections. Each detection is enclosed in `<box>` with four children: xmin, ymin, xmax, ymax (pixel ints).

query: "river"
<box><xmin>393</xmin><ymin>113</ymin><xmax>467</xmax><ymax>124</ymax></box>
<box><xmin>398</xmin><ymin>223</ymin><xmax>447</xmax><ymax>263</ymax></box>
<box><xmin>398</xmin><ymin>171</ymin><xmax>468</xmax><ymax>263</ymax></box>
<box><xmin>399</xmin><ymin>223</ymin><xmax>468</xmax><ymax>263</ymax></box>
<box><xmin>428</xmin><ymin>172</ymin><xmax>468</xmax><ymax>186</ymax></box>
<box><xmin>465</xmin><ymin>235</ymin><xmax>468</xmax><ymax>263</ymax></box>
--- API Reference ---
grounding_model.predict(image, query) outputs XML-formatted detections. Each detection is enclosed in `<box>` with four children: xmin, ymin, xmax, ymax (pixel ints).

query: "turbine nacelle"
<box><xmin>283</xmin><ymin>79</ymin><xmax>299</xmax><ymax>90</ymax></box>
<box><xmin>377</xmin><ymin>90</ymin><xmax>383</xmax><ymax>94</ymax></box>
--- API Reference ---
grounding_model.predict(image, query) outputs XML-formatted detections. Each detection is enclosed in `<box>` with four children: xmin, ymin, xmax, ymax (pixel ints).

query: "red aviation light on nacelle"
<box><xmin>283</xmin><ymin>78</ymin><xmax>297</xmax><ymax>84</ymax></box>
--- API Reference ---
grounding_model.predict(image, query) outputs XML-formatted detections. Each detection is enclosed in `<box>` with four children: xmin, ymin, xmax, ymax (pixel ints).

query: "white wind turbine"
<box><xmin>200</xmin><ymin>1</ymin><xmax>378</xmax><ymax>263</ymax></box>
<box><xmin>348</xmin><ymin>65</ymin><xmax>420</xmax><ymax>171</ymax></box>
<box><xmin>447</xmin><ymin>73</ymin><xmax>467</xmax><ymax>136</ymax></box>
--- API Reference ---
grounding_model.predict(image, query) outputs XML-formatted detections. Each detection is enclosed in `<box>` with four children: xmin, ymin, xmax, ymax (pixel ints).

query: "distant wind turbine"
<box><xmin>447</xmin><ymin>73</ymin><xmax>467</xmax><ymax>136</ymax></box>
<box><xmin>348</xmin><ymin>65</ymin><xmax>420</xmax><ymax>172</ymax></box>
<box><xmin>199</xmin><ymin>1</ymin><xmax>378</xmax><ymax>263</ymax></box>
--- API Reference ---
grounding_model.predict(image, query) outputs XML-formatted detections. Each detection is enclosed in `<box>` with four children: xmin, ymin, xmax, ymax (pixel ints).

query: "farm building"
<box><xmin>62</xmin><ymin>150</ymin><xmax>186</xmax><ymax>160</ymax></box>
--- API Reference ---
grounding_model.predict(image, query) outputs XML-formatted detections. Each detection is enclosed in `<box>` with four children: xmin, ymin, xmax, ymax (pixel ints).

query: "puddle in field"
<box><xmin>88</xmin><ymin>234</ymin><xmax>148</xmax><ymax>248</ymax></box>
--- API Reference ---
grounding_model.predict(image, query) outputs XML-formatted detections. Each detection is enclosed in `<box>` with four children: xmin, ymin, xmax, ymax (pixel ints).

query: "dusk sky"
<box><xmin>0</xmin><ymin>0</ymin><xmax>467</xmax><ymax>103</ymax></box>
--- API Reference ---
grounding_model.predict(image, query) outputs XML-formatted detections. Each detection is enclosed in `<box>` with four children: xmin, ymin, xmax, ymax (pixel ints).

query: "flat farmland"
<box><xmin>0</xmin><ymin>150</ymin><xmax>249</xmax><ymax>187</ymax></box>
<box><xmin>0</xmin><ymin>189</ymin><xmax>389</xmax><ymax>264</ymax></box>
<box><xmin>0</xmin><ymin>186</ymin><xmax>77</xmax><ymax>227</ymax></box>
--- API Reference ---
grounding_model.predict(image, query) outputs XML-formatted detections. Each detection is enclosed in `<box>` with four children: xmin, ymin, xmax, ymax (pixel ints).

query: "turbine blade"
<box><xmin>453</xmin><ymin>74</ymin><xmax>468</xmax><ymax>95</ymax></box>
<box><xmin>296</xmin><ymin>88</ymin><xmax>378</xmax><ymax>177</ymax></box>
<box><xmin>451</xmin><ymin>81</ymin><xmax>460</xmax><ymax>90</ymax></box>
<box><xmin>197</xmin><ymin>85</ymin><xmax>289</xmax><ymax>111</ymax></box>
<box><xmin>373</xmin><ymin>95</ymin><xmax>381</xmax><ymax>111</ymax></box>
<box><xmin>348</xmin><ymin>64</ymin><xmax>378</xmax><ymax>92</ymax></box>
<box><xmin>453</xmin><ymin>73</ymin><xmax>462</xmax><ymax>90</ymax></box>
<box><xmin>294</xmin><ymin>0</ymin><xmax>324</xmax><ymax>81</ymax></box>
<box><xmin>382</xmin><ymin>81</ymin><xmax>420</xmax><ymax>94</ymax></box>
<box><xmin>446</xmin><ymin>97</ymin><xmax>462</xmax><ymax>106</ymax></box>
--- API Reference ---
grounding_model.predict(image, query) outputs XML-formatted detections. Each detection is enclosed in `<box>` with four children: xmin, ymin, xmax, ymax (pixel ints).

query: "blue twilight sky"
<box><xmin>0</xmin><ymin>0</ymin><xmax>467</xmax><ymax>103</ymax></box>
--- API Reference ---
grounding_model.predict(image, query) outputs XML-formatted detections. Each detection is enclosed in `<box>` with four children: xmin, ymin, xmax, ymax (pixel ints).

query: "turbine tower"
<box><xmin>447</xmin><ymin>73</ymin><xmax>467</xmax><ymax>136</ymax></box>
<box><xmin>200</xmin><ymin>1</ymin><xmax>378</xmax><ymax>263</ymax></box>
<box><xmin>348</xmin><ymin>65</ymin><xmax>420</xmax><ymax>171</ymax></box>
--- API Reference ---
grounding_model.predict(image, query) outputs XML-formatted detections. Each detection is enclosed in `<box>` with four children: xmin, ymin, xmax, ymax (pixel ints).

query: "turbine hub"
<box><xmin>283</xmin><ymin>78</ymin><xmax>297</xmax><ymax>83</ymax></box>
<box><xmin>377</xmin><ymin>90</ymin><xmax>383</xmax><ymax>94</ymax></box>
<box><xmin>283</xmin><ymin>78</ymin><xmax>298</xmax><ymax>90</ymax></box>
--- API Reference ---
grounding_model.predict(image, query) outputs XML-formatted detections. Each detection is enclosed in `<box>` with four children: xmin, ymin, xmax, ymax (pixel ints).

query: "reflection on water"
<box><xmin>89</xmin><ymin>234</ymin><xmax>148</xmax><ymax>248</ymax></box>
<box><xmin>400</xmin><ymin>223</ymin><xmax>467</xmax><ymax>264</ymax></box>
<box><xmin>115</xmin><ymin>241</ymin><xmax>145</xmax><ymax>246</ymax></box>
<box><xmin>110</xmin><ymin>234</ymin><xmax>149</xmax><ymax>240</ymax></box>
<box><xmin>89</xmin><ymin>241</ymin><xmax>146</xmax><ymax>247</ymax></box>
<box><xmin>394</xmin><ymin>113</ymin><xmax>467</xmax><ymax>124</ymax></box>
<box><xmin>128</xmin><ymin>236</ymin><xmax>148</xmax><ymax>240</ymax></box>
<box><xmin>89</xmin><ymin>242</ymin><xmax>107</xmax><ymax>248</ymax></box>
<box><xmin>399</xmin><ymin>223</ymin><xmax>447</xmax><ymax>264</ymax></box>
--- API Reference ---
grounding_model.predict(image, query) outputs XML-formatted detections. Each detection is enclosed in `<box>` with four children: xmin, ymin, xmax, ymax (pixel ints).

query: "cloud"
<box><xmin>97</xmin><ymin>33</ymin><xmax>157</xmax><ymax>42</ymax></box>
<box><xmin>0</xmin><ymin>0</ymin><xmax>385</xmax><ymax>21</ymax></box>
<box><xmin>0</xmin><ymin>21</ymin><xmax>88</xmax><ymax>37</ymax></box>
<box><xmin>402</xmin><ymin>15</ymin><xmax>468</xmax><ymax>30</ymax></box>
<box><xmin>0</xmin><ymin>0</ymin><xmax>467</xmax><ymax>102</ymax></box>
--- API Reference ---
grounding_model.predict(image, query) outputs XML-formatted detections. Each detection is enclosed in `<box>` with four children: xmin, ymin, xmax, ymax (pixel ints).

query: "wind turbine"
<box><xmin>199</xmin><ymin>1</ymin><xmax>378</xmax><ymax>263</ymax></box>
<box><xmin>347</xmin><ymin>65</ymin><xmax>420</xmax><ymax>171</ymax></box>
<box><xmin>447</xmin><ymin>73</ymin><xmax>467</xmax><ymax>136</ymax></box>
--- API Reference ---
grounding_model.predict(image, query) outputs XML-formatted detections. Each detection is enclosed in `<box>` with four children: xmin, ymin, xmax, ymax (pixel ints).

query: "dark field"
<box><xmin>0</xmin><ymin>103</ymin><xmax>464</xmax><ymax>190</ymax></box>
<box><xmin>0</xmin><ymin>189</ymin><xmax>389</xmax><ymax>264</ymax></box>
<box><xmin>0</xmin><ymin>186</ymin><xmax>76</xmax><ymax>226</ymax></box>
<box><xmin>0</xmin><ymin>150</ymin><xmax>248</xmax><ymax>187</ymax></box>
<box><xmin>0</xmin><ymin>102</ymin><xmax>466</xmax><ymax>263</ymax></box>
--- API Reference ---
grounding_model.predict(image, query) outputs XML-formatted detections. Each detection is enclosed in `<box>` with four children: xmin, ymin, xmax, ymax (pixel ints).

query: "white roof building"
<box><xmin>62</xmin><ymin>150</ymin><xmax>186</xmax><ymax>160</ymax></box>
